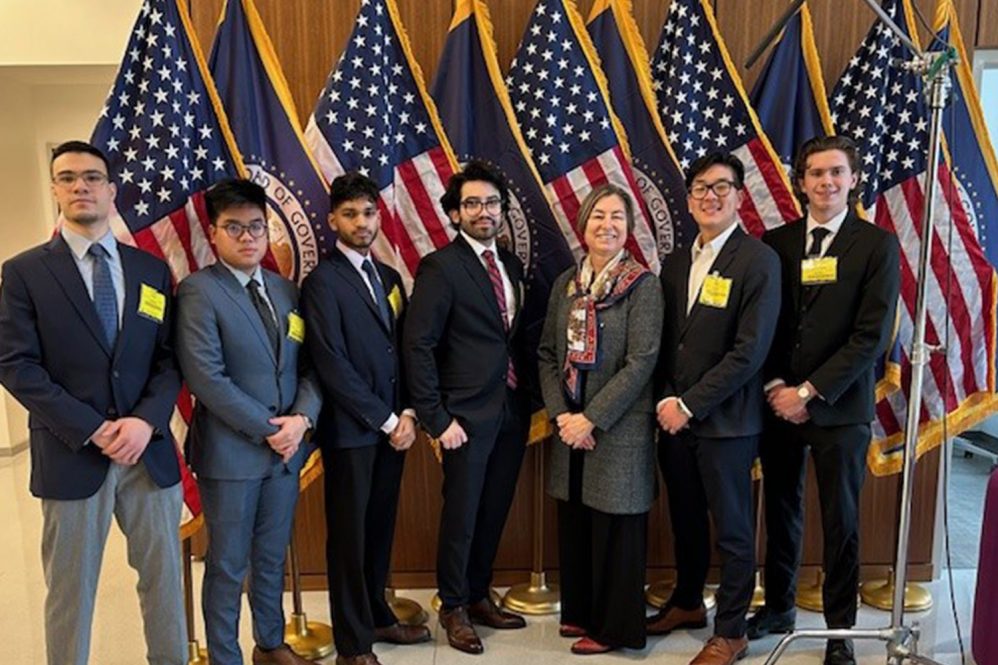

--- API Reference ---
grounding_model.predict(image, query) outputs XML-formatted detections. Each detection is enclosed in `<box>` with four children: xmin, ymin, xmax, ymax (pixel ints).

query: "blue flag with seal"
<box><xmin>431</xmin><ymin>0</ymin><xmax>575</xmax><ymax>429</ymax></box>
<box><xmin>586</xmin><ymin>0</ymin><xmax>696</xmax><ymax>252</ymax></box>
<box><xmin>209</xmin><ymin>0</ymin><xmax>332</xmax><ymax>282</ymax></box>
<box><xmin>748</xmin><ymin>2</ymin><xmax>832</xmax><ymax>170</ymax></box>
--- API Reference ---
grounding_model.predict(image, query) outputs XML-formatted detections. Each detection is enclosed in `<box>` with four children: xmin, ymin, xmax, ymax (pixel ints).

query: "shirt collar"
<box><xmin>806</xmin><ymin>207</ymin><xmax>849</xmax><ymax>237</ymax></box>
<box><xmin>61</xmin><ymin>226</ymin><xmax>117</xmax><ymax>262</ymax></box>
<box><xmin>337</xmin><ymin>239</ymin><xmax>374</xmax><ymax>274</ymax></box>
<box><xmin>459</xmin><ymin>229</ymin><xmax>498</xmax><ymax>258</ymax></box>
<box><xmin>691</xmin><ymin>220</ymin><xmax>738</xmax><ymax>261</ymax></box>
<box><xmin>219</xmin><ymin>259</ymin><xmax>264</xmax><ymax>289</ymax></box>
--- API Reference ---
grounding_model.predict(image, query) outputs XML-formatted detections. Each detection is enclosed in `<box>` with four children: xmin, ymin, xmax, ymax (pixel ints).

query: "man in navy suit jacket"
<box><xmin>650</xmin><ymin>153</ymin><xmax>781</xmax><ymax>665</ymax></box>
<box><xmin>0</xmin><ymin>141</ymin><xmax>185</xmax><ymax>665</ymax></box>
<box><xmin>175</xmin><ymin>179</ymin><xmax>321</xmax><ymax>665</ymax></box>
<box><xmin>404</xmin><ymin>162</ymin><xmax>530</xmax><ymax>655</ymax></box>
<box><xmin>301</xmin><ymin>173</ymin><xmax>431</xmax><ymax>665</ymax></box>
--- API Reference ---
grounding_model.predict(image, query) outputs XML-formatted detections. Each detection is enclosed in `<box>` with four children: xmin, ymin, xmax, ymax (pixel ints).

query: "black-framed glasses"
<box><xmin>689</xmin><ymin>180</ymin><xmax>736</xmax><ymax>200</ymax></box>
<box><xmin>217</xmin><ymin>221</ymin><xmax>268</xmax><ymax>239</ymax></box>
<box><xmin>52</xmin><ymin>171</ymin><xmax>109</xmax><ymax>188</ymax></box>
<box><xmin>460</xmin><ymin>197</ymin><xmax>503</xmax><ymax>215</ymax></box>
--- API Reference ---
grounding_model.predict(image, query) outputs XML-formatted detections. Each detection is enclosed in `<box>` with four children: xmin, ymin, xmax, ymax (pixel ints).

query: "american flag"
<box><xmin>650</xmin><ymin>0</ymin><xmax>800</xmax><ymax>236</ymax></box>
<box><xmin>90</xmin><ymin>0</ymin><xmax>250</xmax><ymax>536</ymax></box>
<box><xmin>505</xmin><ymin>0</ymin><xmax>661</xmax><ymax>273</ymax></box>
<box><xmin>829</xmin><ymin>0</ymin><xmax>997</xmax><ymax>473</ymax></box>
<box><xmin>304</xmin><ymin>0</ymin><xmax>458</xmax><ymax>286</ymax></box>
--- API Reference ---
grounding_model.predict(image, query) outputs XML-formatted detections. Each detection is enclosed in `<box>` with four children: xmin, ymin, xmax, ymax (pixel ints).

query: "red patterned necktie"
<box><xmin>482</xmin><ymin>249</ymin><xmax>518</xmax><ymax>389</ymax></box>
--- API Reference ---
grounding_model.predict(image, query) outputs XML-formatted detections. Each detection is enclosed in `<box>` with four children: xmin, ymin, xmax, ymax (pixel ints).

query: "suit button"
<box><xmin>112</xmin><ymin>370</ymin><xmax>120</xmax><ymax>379</ymax></box>
<box><xmin>677</xmin><ymin>343</ymin><xmax>684</xmax><ymax>351</ymax></box>
<box><xmin>390</xmin><ymin>377</ymin><xmax>396</xmax><ymax>384</ymax></box>
<box><xmin>269</xmin><ymin>405</ymin><xmax>277</xmax><ymax>413</ymax></box>
<box><xmin>107</xmin><ymin>408</ymin><xmax>117</xmax><ymax>417</ymax></box>
<box><xmin>387</xmin><ymin>347</ymin><xmax>394</xmax><ymax>354</ymax></box>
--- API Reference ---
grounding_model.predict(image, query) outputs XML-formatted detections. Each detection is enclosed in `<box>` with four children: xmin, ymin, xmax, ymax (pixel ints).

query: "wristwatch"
<box><xmin>298</xmin><ymin>413</ymin><xmax>314</xmax><ymax>430</ymax></box>
<box><xmin>796</xmin><ymin>384</ymin><xmax>813</xmax><ymax>402</ymax></box>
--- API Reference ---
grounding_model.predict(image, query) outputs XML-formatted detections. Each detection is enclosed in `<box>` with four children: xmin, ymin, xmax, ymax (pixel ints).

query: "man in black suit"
<box><xmin>649</xmin><ymin>153</ymin><xmax>781</xmax><ymax>665</ymax></box>
<box><xmin>0</xmin><ymin>141</ymin><xmax>184</xmax><ymax>665</ymax></box>
<box><xmin>749</xmin><ymin>136</ymin><xmax>900</xmax><ymax>665</ymax></box>
<box><xmin>301</xmin><ymin>173</ymin><xmax>430</xmax><ymax>665</ymax></box>
<box><xmin>403</xmin><ymin>161</ymin><xmax>529</xmax><ymax>655</ymax></box>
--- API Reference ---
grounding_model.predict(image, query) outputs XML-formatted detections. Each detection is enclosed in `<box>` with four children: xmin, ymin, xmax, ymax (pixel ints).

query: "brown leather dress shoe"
<box><xmin>439</xmin><ymin>606</ymin><xmax>484</xmax><ymax>655</ymax></box>
<box><xmin>335</xmin><ymin>654</ymin><xmax>382</xmax><ymax>665</ymax></box>
<box><xmin>690</xmin><ymin>636</ymin><xmax>749</xmax><ymax>665</ymax></box>
<box><xmin>372</xmin><ymin>622</ymin><xmax>433</xmax><ymax>644</ymax></box>
<box><xmin>252</xmin><ymin>644</ymin><xmax>317</xmax><ymax>665</ymax></box>
<box><xmin>467</xmin><ymin>597</ymin><xmax>527</xmax><ymax>629</ymax></box>
<box><xmin>646</xmin><ymin>603</ymin><xmax>708</xmax><ymax>636</ymax></box>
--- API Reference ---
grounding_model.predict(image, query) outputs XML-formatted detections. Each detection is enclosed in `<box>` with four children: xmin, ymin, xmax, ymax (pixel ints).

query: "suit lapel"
<box><xmin>211</xmin><ymin>263</ymin><xmax>277</xmax><ymax>366</ymax></box>
<box><xmin>113</xmin><ymin>246</ymin><xmax>142</xmax><ymax>363</ymax></box>
<box><xmin>499</xmin><ymin>248</ymin><xmax>523</xmax><ymax>335</ymax></box>
<box><xmin>262</xmin><ymin>270</ymin><xmax>289</xmax><ymax>370</ymax></box>
<box><xmin>454</xmin><ymin>236</ymin><xmax>505</xmax><ymax>329</ymax></box>
<box><xmin>331</xmin><ymin>249</ymin><xmax>392</xmax><ymax>336</ymax></box>
<box><xmin>41</xmin><ymin>236</ymin><xmax>113</xmax><ymax>356</ymax></box>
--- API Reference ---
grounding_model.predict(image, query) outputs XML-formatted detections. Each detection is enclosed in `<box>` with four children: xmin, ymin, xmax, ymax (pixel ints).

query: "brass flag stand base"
<box><xmin>503</xmin><ymin>571</ymin><xmax>560</xmax><ymax>615</ymax></box>
<box><xmin>503</xmin><ymin>442</ymin><xmax>560</xmax><ymax>615</ymax></box>
<box><xmin>182</xmin><ymin>538</ymin><xmax>210</xmax><ymax>665</ymax></box>
<box><xmin>860</xmin><ymin>569</ymin><xmax>933</xmax><ymax>612</ymax></box>
<box><xmin>751</xmin><ymin>571</ymin><xmax>766</xmax><ymax>611</ymax></box>
<box><xmin>284</xmin><ymin>522</ymin><xmax>334</xmax><ymax>660</ymax></box>
<box><xmin>386</xmin><ymin>587</ymin><xmax>429</xmax><ymax>626</ymax></box>
<box><xmin>796</xmin><ymin>569</ymin><xmax>825</xmax><ymax>612</ymax></box>
<box><xmin>644</xmin><ymin>581</ymin><xmax>716</xmax><ymax>611</ymax></box>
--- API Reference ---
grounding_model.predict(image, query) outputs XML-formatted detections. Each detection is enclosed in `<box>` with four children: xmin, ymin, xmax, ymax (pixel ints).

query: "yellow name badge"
<box><xmin>387</xmin><ymin>284</ymin><xmax>403</xmax><ymax>318</ymax></box>
<box><xmin>287</xmin><ymin>311</ymin><xmax>305</xmax><ymax>343</ymax></box>
<box><xmin>801</xmin><ymin>257</ymin><xmax>838</xmax><ymax>285</ymax></box>
<box><xmin>699</xmin><ymin>273</ymin><xmax>732</xmax><ymax>309</ymax></box>
<box><xmin>137</xmin><ymin>284</ymin><xmax>166</xmax><ymax>323</ymax></box>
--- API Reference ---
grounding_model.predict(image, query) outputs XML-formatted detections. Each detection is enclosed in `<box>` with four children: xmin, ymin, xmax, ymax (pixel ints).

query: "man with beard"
<box><xmin>404</xmin><ymin>161</ymin><xmax>529</xmax><ymax>655</ymax></box>
<box><xmin>301</xmin><ymin>173</ymin><xmax>431</xmax><ymax>665</ymax></box>
<box><xmin>750</xmin><ymin>136</ymin><xmax>900</xmax><ymax>665</ymax></box>
<box><xmin>0</xmin><ymin>141</ymin><xmax>185</xmax><ymax>665</ymax></box>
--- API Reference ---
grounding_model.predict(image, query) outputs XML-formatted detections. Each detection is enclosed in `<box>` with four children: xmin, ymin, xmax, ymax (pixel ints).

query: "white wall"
<box><xmin>0</xmin><ymin>0</ymin><xmax>142</xmax><ymax>66</ymax></box>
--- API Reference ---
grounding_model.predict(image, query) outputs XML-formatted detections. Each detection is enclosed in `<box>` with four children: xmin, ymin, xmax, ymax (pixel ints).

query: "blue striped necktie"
<box><xmin>88</xmin><ymin>243</ymin><xmax>118</xmax><ymax>347</ymax></box>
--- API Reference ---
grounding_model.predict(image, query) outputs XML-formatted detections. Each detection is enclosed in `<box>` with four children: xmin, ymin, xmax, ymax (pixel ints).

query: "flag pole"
<box><xmin>183</xmin><ymin>537</ymin><xmax>209</xmax><ymax>665</ymax></box>
<box><xmin>744</xmin><ymin>0</ymin><xmax>807</xmax><ymax>69</ymax></box>
<box><xmin>761</xmin><ymin>4</ymin><xmax>955</xmax><ymax>664</ymax></box>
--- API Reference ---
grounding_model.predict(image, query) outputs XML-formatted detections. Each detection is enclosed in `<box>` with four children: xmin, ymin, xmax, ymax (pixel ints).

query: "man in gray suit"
<box><xmin>176</xmin><ymin>179</ymin><xmax>321</xmax><ymax>665</ymax></box>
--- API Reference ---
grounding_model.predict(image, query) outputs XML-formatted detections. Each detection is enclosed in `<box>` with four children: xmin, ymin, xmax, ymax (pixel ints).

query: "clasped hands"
<box><xmin>656</xmin><ymin>398</ymin><xmax>690</xmax><ymax>435</ymax></box>
<box><xmin>266</xmin><ymin>414</ymin><xmax>310</xmax><ymax>463</ymax></box>
<box><xmin>556</xmin><ymin>412</ymin><xmax>595</xmax><ymax>450</ymax></box>
<box><xmin>92</xmin><ymin>417</ymin><xmax>155</xmax><ymax>466</ymax></box>
<box><xmin>767</xmin><ymin>382</ymin><xmax>812</xmax><ymax>424</ymax></box>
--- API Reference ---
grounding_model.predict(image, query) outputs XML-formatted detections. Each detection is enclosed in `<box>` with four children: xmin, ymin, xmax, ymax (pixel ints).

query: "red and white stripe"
<box><xmin>733</xmin><ymin>138</ymin><xmax>801</xmax><ymax>238</ymax></box>
<box><xmin>304</xmin><ymin>116</ymin><xmax>456</xmax><ymax>288</ymax></box>
<box><xmin>869</xmin><ymin>164</ymin><xmax>996</xmax><ymax>442</ymax></box>
<box><xmin>543</xmin><ymin>146</ymin><xmax>661</xmax><ymax>273</ymax></box>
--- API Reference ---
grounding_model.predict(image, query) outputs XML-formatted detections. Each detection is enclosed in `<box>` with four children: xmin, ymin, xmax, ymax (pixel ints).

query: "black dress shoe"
<box><xmin>745</xmin><ymin>607</ymin><xmax>796</xmax><ymax>640</ymax></box>
<box><xmin>824</xmin><ymin>639</ymin><xmax>856</xmax><ymax>665</ymax></box>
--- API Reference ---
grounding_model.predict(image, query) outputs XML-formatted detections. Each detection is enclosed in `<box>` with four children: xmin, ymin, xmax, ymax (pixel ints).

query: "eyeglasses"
<box><xmin>460</xmin><ymin>197</ymin><xmax>503</xmax><ymax>215</ymax></box>
<box><xmin>688</xmin><ymin>180</ymin><xmax>736</xmax><ymax>200</ymax></box>
<box><xmin>52</xmin><ymin>172</ymin><xmax>109</xmax><ymax>188</ymax></box>
<box><xmin>217</xmin><ymin>222</ymin><xmax>268</xmax><ymax>239</ymax></box>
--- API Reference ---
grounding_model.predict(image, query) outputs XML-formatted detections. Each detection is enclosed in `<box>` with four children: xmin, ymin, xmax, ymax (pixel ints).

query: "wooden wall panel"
<box><xmin>980</xmin><ymin>0</ymin><xmax>998</xmax><ymax>47</ymax></box>
<box><xmin>183</xmin><ymin>0</ymin><xmax>960</xmax><ymax>587</ymax></box>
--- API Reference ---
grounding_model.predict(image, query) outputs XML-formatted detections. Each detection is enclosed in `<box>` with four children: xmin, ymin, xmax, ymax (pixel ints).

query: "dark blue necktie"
<box><xmin>361</xmin><ymin>259</ymin><xmax>391</xmax><ymax>328</ymax></box>
<box><xmin>88</xmin><ymin>243</ymin><xmax>118</xmax><ymax>347</ymax></box>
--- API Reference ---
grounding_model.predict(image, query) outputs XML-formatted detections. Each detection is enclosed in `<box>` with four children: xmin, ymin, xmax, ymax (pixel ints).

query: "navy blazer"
<box><xmin>301</xmin><ymin>248</ymin><xmax>408</xmax><ymax>449</ymax></box>
<box><xmin>763</xmin><ymin>213</ymin><xmax>900</xmax><ymax>426</ymax></box>
<box><xmin>403</xmin><ymin>235</ymin><xmax>526</xmax><ymax>439</ymax></box>
<box><xmin>0</xmin><ymin>235</ymin><xmax>181</xmax><ymax>499</ymax></box>
<box><xmin>658</xmin><ymin>226</ymin><xmax>781</xmax><ymax>438</ymax></box>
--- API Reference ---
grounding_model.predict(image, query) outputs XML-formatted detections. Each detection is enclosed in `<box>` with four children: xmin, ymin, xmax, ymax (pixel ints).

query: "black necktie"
<box><xmin>361</xmin><ymin>259</ymin><xmax>391</xmax><ymax>328</ymax></box>
<box><xmin>807</xmin><ymin>227</ymin><xmax>831</xmax><ymax>258</ymax></box>
<box><xmin>88</xmin><ymin>244</ymin><xmax>118</xmax><ymax>347</ymax></box>
<box><xmin>246</xmin><ymin>279</ymin><xmax>279</xmax><ymax>354</ymax></box>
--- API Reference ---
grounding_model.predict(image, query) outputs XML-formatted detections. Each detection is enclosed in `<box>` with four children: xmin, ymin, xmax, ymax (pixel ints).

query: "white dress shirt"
<box><xmin>687</xmin><ymin>221</ymin><xmax>739</xmax><ymax>315</ymax></box>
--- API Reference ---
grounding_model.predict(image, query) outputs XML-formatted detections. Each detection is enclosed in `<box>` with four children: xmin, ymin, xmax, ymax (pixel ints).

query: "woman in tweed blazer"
<box><xmin>538</xmin><ymin>184</ymin><xmax>664</xmax><ymax>655</ymax></box>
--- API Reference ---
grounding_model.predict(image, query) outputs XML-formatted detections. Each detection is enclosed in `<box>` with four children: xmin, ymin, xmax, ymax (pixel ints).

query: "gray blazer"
<box><xmin>176</xmin><ymin>263</ymin><xmax>321</xmax><ymax>480</ymax></box>
<box><xmin>538</xmin><ymin>266</ymin><xmax>664</xmax><ymax>515</ymax></box>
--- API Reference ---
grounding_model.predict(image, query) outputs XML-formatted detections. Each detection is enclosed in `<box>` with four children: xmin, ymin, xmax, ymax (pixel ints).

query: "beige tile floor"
<box><xmin>0</xmin><ymin>452</ymin><xmax>978</xmax><ymax>664</ymax></box>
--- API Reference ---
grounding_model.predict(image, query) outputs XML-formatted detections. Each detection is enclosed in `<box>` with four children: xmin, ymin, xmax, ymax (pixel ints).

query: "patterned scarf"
<box><xmin>563</xmin><ymin>250</ymin><xmax>651</xmax><ymax>406</ymax></box>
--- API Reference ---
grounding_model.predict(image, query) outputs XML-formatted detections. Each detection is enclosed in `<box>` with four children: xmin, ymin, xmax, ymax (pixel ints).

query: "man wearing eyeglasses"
<box><xmin>650</xmin><ymin>152</ymin><xmax>780</xmax><ymax>665</ymax></box>
<box><xmin>0</xmin><ymin>141</ymin><xmax>185</xmax><ymax>665</ymax></box>
<box><xmin>404</xmin><ymin>161</ymin><xmax>529</xmax><ymax>654</ymax></box>
<box><xmin>175</xmin><ymin>179</ymin><xmax>321</xmax><ymax>665</ymax></box>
